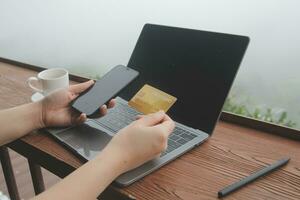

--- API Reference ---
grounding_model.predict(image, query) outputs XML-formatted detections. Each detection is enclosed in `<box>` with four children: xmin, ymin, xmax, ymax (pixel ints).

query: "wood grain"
<box><xmin>0</xmin><ymin>62</ymin><xmax>299</xmax><ymax>200</ymax></box>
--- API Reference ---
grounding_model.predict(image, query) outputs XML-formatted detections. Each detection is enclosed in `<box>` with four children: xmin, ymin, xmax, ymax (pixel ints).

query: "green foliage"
<box><xmin>223</xmin><ymin>97</ymin><xmax>297</xmax><ymax>128</ymax></box>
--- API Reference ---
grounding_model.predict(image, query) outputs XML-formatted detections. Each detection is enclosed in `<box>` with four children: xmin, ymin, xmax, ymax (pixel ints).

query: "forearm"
<box><xmin>0</xmin><ymin>102</ymin><xmax>43</xmax><ymax>145</ymax></box>
<box><xmin>32</xmin><ymin>148</ymin><xmax>123</xmax><ymax>200</ymax></box>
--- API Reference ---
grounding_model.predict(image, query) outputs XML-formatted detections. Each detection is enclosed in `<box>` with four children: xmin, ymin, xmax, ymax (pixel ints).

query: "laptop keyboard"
<box><xmin>95</xmin><ymin>102</ymin><xmax>141</xmax><ymax>133</ymax></box>
<box><xmin>161</xmin><ymin>126</ymin><xmax>197</xmax><ymax>156</ymax></box>
<box><xmin>94</xmin><ymin>98</ymin><xmax>198</xmax><ymax>157</ymax></box>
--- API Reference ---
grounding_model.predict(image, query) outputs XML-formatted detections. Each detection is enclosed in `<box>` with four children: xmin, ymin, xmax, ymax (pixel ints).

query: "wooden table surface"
<box><xmin>1</xmin><ymin>61</ymin><xmax>300</xmax><ymax>200</ymax></box>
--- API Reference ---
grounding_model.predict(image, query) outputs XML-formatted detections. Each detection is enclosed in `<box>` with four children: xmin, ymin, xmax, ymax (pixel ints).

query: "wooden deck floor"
<box><xmin>0</xmin><ymin>148</ymin><xmax>60</xmax><ymax>200</ymax></box>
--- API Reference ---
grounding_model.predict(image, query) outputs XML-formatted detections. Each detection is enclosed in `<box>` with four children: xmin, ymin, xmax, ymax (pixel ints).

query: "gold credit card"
<box><xmin>128</xmin><ymin>84</ymin><xmax>177</xmax><ymax>114</ymax></box>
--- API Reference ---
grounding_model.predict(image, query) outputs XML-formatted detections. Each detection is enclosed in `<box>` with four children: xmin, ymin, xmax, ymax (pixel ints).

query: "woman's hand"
<box><xmin>101</xmin><ymin>111</ymin><xmax>175</xmax><ymax>174</ymax></box>
<box><xmin>30</xmin><ymin>94</ymin><xmax>174</xmax><ymax>200</ymax></box>
<box><xmin>38</xmin><ymin>80</ymin><xmax>115</xmax><ymax>128</ymax></box>
<box><xmin>32</xmin><ymin>111</ymin><xmax>174</xmax><ymax>200</ymax></box>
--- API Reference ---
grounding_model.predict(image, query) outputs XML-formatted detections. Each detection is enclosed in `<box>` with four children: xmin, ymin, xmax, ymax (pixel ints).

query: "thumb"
<box><xmin>69</xmin><ymin>80</ymin><xmax>94</xmax><ymax>94</ymax></box>
<box><xmin>136</xmin><ymin>111</ymin><xmax>166</xmax><ymax>126</ymax></box>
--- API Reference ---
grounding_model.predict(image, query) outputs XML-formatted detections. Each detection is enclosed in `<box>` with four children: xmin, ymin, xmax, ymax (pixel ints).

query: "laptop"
<box><xmin>48</xmin><ymin>24</ymin><xmax>249</xmax><ymax>186</ymax></box>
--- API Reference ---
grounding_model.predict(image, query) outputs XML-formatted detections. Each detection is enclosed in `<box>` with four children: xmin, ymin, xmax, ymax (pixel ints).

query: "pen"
<box><xmin>218</xmin><ymin>157</ymin><xmax>290</xmax><ymax>198</ymax></box>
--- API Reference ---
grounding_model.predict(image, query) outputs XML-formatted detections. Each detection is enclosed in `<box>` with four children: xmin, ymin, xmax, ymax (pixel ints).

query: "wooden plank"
<box><xmin>28</xmin><ymin>160</ymin><xmax>45</xmax><ymax>195</ymax></box>
<box><xmin>121</xmin><ymin>122</ymin><xmax>300</xmax><ymax>200</ymax></box>
<box><xmin>221</xmin><ymin>111</ymin><xmax>300</xmax><ymax>140</ymax></box>
<box><xmin>0</xmin><ymin>146</ymin><xmax>20</xmax><ymax>200</ymax></box>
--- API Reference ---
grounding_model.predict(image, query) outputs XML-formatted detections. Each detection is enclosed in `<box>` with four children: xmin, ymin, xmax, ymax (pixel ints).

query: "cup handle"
<box><xmin>27</xmin><ymin>77</ymin><xmax>43</xmax><ymax>93</ymax></box>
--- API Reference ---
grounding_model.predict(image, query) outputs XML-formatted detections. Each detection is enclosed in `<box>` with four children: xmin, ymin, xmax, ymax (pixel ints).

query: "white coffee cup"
<box><xmin>27</xmin><ymin>68</ymin><xmax>69</xmax><ymax>96</ymax></box>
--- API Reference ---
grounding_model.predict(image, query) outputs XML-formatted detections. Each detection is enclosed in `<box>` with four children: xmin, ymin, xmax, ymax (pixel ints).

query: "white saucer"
<box><xmin>31</xmin><ymin>92</ymin><xmax>44</xmax><ymax>102</ymax></box>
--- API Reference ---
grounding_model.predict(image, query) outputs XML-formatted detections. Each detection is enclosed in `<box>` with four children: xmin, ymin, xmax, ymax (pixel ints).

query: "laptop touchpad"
<box><xmin>56</xmin><ymin>120</ymin><xmax>112</xmax><ymax>160</ymax></box>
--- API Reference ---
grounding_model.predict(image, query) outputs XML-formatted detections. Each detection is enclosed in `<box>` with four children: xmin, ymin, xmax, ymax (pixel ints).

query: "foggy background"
<box><xmin>0</xmin><ymin>0</ymin><xmax>299</xmax><ymax>128</ymax></box>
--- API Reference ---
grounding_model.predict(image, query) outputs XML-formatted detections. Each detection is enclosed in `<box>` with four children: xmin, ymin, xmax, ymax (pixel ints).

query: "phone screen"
<box><xmin>72</xmin><ymin>65</ymin><xmax>139</xmax><ymax>116</ymax></box>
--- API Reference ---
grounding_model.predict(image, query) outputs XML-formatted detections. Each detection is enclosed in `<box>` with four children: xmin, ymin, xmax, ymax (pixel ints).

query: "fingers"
<box><xmin>69</xmin><ymin>80</ymin><xmax>94</xmax><ymax>94</ymax></box>
<box><xmin>136</xmin><ymin>111</ymin><xmax>166</xmax><ymax>126</ymax></box>
<box><xmin>107</xmin><ymin>99</ymin><xmax>116</xmax><ymax>108</ymax></box>
<box><xmin>72</xmin><ymin>113</ymin><xmax>87</xmax><ymax>125</ymax></box>
<box><xmin>153</xmin><ymin>114</ymin><xmax>175</xmax><ymax>136</ymax></box>
<box><xmin>88</xmin><ymin>99</ymin><xmax>115</xmax><ymax>118</ymax></box>
<box><xmin>68</xmin><ymin>92</ymin><xmax>79</xmax><ymax>101</ymax></box>
<box><xmin>98</xmin><ymin>98</ymin><xmax>115</xmax><ymax>116</ymax></box>
<box><xmin>99</xmin><ymin>105</ymin><xmax>107</xmax><ymax>116</ymax></box>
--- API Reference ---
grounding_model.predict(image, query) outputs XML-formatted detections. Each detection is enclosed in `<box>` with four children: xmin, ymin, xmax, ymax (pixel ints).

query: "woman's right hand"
<box><xmin>31</xmin><ymin>111</ymin><xmax>174</xmax><ymax>200</ymax></box>
<box><xmin>101</xmin><ymin>111</ymin><xmax>175</xmax><ymax>174</ymax></box>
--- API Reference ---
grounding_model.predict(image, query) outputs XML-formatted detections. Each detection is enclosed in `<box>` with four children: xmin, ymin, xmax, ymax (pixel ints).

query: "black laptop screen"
<box><xmin>120</xmin><ymin>24</ymin><xmax>249</xmax><ymax>134</ymax></box>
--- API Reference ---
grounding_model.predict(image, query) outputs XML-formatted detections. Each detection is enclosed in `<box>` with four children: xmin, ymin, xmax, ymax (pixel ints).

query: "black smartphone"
<box><xmin>71</xmin><ymin>65</ymin><xmax>139</xmax><ymax>117</ymax></box>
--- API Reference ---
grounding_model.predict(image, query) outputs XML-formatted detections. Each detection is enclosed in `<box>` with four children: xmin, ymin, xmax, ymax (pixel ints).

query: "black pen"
<box><xmin>218</xmin><ymin>157</ymin><xmax>290</xmax><ymax>198</ymax></box>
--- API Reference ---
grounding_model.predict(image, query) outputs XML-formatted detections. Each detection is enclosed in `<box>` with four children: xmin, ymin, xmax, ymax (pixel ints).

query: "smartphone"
<box><xmin>71</xmin><ymin>65</ymin><xmax>139</xmax><ymax>117</ymax></box>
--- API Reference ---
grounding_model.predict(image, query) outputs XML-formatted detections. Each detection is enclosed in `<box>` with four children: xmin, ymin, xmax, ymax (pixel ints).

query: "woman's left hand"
<box><xmin>38</xmin><ymin>80</ymin><xmax>115</xmax><ymax>128</ymax></box>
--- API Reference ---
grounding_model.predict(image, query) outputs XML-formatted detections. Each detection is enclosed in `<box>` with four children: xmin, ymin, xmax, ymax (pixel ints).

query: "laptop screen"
<box><xmin>120</xmin><ymin>24</ymin><xmax>249</xmax><ymax>134</ymax></box>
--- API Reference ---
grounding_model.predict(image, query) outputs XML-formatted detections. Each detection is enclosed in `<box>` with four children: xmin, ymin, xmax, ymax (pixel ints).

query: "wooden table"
<box><xmin>1</xmin><ymin>61</ymin><xmax>300</xmax><ymax>200</ymax></box>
